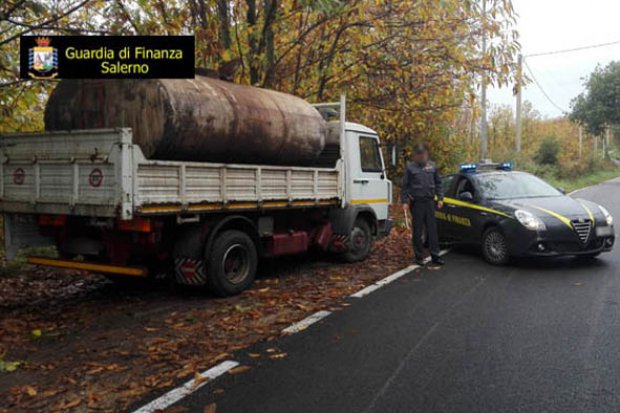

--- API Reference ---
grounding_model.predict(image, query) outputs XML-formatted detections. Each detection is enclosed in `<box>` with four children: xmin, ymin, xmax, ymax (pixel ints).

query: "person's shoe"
<box><xmin>431</xmin><ymin>257</ymin><xmax>445</xmax><ymax>266</ymax></box>
<box><xmin>415</xmin><ymin>258</ymin><xmax>425</xmax><ymax>266</ymax></box>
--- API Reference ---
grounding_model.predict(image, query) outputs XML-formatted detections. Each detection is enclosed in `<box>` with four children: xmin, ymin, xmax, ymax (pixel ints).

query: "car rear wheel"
<box><xmin>481</xmin><ymin>227</ymin><xmax>509</xmax><ymax>265</ymax></box>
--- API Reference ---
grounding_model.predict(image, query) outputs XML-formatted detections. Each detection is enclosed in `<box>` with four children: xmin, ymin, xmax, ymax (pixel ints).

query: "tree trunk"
<box><xmin>246</xmin><ymin>0</ymin><xmax>260</xmax><ymax>85</ymax></box>
<box><xmin>261</xmin><ymin>0</ymin><xmax>278</xmax><ymax>87</ymax></box>
<box><xmin>216</xmin><ymin>0</ymin><xmax>231</xmax><ymax>50</ymax></box>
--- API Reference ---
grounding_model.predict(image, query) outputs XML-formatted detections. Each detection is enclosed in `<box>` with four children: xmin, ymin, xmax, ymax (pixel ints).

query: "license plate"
<box><xmin>596</xmin><ymin>226</ymin><xmax>614</xmax><ymax>237</ymax></box>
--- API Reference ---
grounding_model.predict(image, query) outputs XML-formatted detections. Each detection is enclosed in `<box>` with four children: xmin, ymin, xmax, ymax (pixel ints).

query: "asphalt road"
<box><xmin>169</xmin><ymin>178</ymin><xmax>620</xmax><ymax>413</ymax></box>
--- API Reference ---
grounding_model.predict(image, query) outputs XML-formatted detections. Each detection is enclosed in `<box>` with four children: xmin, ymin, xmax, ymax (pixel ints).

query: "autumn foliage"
<box><xmin>1</xmin><ymin>0</ymin><xmax>520</xmax><ymax>172</ymax></box>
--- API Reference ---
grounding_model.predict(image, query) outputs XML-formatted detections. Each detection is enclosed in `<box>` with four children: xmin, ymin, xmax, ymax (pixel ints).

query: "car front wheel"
<box><xmin>481</xmin><ymin>227</ymin><xmax>510</xmax><ymax>265</ymax></box>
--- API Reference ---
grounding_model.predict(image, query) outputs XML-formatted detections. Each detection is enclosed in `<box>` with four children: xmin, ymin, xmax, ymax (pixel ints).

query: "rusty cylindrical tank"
<box><xmin>44</xmin><ymin>76</ymin><xmax>327</xmax><ymax>166</ymax></box>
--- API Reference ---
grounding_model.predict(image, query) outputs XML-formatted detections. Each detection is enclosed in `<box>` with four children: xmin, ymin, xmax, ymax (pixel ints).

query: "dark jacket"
<box><xmin>400</xmin><ymin>160</ymin><xmax>443</xmax><ymax>203</ymax></box>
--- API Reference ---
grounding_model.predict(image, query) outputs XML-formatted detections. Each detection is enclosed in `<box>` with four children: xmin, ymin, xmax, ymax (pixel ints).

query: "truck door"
<box><xmin>348</xmin><ymin>132</ymin><xmax>390</xmax><ymax>220</ymax></box>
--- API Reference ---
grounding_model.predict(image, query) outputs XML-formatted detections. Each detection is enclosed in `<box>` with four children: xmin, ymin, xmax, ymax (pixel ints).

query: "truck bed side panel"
<box><xmin>134</xmin><ymin>161</ymin><xmax>341</xmax><ymax>214</ymax></box>
<box><xmin>0</xmin><ymin>129</ymin><xmax>342</xmax><ymax>219</ymax></box>
<box><xmin>0</xmin><ymin>129</ymin><xmax>132</xmax><ymax>219</ymax></box>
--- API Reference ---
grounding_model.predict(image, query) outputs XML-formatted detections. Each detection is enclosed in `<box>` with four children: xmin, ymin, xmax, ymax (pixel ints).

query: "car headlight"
<box><xmin>515</xmin><ymin>209</ymin><xmax>546</xmax><ymax>231</ymax></box>
<box><xmin>599</xmin><ymin>205</ymin><xmax>613</xmax><ymax>226</ymax></box>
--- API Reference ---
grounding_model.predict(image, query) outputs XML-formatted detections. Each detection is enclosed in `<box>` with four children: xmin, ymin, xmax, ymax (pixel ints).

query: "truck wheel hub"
<box><xmin>351</xmin><ymin>228</ymin><xmax>367</xmax><ymax>250</ymax></box>
<box><xmin>223</xmin><ymin>244</ymin><xmax>250</xmax><ymax>284</ymax></box>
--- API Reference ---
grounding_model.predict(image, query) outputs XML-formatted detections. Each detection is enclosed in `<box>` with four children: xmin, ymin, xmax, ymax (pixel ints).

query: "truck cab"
<box><xmin>344</xmin><ymin>122</ymin><xmax>391</xmax><ymax>223</ymax></box>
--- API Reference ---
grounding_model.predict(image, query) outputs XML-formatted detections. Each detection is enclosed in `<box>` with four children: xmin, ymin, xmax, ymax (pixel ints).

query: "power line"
<box><xmin>527</xmin><ymin>39</ymin><xmax>620</xmax><ymax>58</ymax></box>
<box><xmin>518</xmin><ymin>39</ymin><xmax>620</xmax><ymax>116</ymax></box>
<box><xmin>523</xmin><ymin>60</ymin><xmax>569</xmax><ymax>114</ymax></box>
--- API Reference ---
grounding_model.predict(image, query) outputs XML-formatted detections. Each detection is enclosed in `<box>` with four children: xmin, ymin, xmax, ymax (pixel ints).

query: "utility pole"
<box><xmin>594</xmin><ymin>134</ymin><xmax>598</xmax><ymax>159</ymax></box>
<box><xmin>479</xmin><ymin>0</ymin><xmax>488</xmax><ymax>161</ymax></box>
<box><xmin>578</xmin><ymin>126</ymin><xmax>583</xmax><ymax>159</ymax></box>
<box><xmin>515</xmin><ymin>54</ymin><xmax>523</xmax><ymax>155</ymax></box>
<box><xmin>604</xmin><ymin>127</ymin><xmax>610</xmax><ymax>159</ymax></box>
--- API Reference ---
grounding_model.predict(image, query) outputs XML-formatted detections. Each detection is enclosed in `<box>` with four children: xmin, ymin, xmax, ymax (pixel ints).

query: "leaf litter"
<box><xmin>0</xmin><ymin>206</ymin><xmax>427</xmax><ymax>412</ymax></box>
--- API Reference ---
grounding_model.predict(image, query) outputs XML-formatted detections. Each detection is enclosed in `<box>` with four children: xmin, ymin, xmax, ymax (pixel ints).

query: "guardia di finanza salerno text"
<box><xmin>65</xmin><ymin>46</ymin><xmax>184</xmax><ymax>74</ymax></box>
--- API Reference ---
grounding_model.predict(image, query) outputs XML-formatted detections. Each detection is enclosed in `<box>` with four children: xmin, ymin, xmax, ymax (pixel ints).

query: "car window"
<box><xmin>455</xmin><ymin>176</ymin><xmax>476</xmax><ymax>198</ymax></box>
<box><xmin>475</xmin><ymin>172</ymin><xmax>562</xmax><ymax>200</ymax></box>
<box><xmin>442</xmin><ymin>175</ymin><xmax>456</xmax><ymax>196</ymax></box>
<box><xmin>359</xmin><ymin>136</ymin><xmax>383</xmax><ymax>173</ymax></box>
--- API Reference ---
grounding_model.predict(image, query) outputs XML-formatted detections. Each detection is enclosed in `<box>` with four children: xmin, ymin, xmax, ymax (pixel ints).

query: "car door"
<box><xmin>445</xmin><ymin>175</ymin><xmax>477</xmax><ymax>241</ymax></box>
<box><xmin>436</xmin><ymin>174</ymin><xmax>457</xmax><ymax>241</ymax></box>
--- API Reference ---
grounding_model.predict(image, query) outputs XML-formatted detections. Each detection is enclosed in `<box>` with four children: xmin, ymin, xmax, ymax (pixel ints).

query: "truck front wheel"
<box><xmin>342</xmin><ymin>218</ymin><xmax>373</xmax><ymax>263</ymax></box>
<box><xmin>207</xmin><ymin>230</ymin><xmax>257</xmax><ymax>296</ymax></box>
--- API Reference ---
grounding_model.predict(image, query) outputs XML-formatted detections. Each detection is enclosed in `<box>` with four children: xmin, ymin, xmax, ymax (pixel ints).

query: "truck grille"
<box><xmin>572</xmin><ymin>220</ymin><xmax>592</xmax><ymax>244</ymax></box>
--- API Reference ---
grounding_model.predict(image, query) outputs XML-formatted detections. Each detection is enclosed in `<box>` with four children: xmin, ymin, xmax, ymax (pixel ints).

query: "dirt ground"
<box><xmin>0</xmin><ymin>211</ymin><xmax>414</xmax><ymax>413</ymax></box>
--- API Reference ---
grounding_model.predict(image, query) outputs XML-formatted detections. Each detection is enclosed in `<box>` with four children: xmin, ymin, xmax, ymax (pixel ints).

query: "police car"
<box><xmin>437</xmin><ymin>162</ymin><xmax>615</xmax><ymax>265</ymax></box>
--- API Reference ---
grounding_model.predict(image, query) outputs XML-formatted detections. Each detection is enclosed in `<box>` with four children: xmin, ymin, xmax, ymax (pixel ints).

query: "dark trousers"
<box><xmin>410</xmin><ymin>198</ymin><xmax>440</xmax><ymax>260</ymax></box>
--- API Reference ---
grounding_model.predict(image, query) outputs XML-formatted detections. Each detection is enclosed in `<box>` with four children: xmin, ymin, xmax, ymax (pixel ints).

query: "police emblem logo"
<box><xmin>28</xmin><ymin>37</ymin><xmax>58</xmax><ymax>79</ymax></box>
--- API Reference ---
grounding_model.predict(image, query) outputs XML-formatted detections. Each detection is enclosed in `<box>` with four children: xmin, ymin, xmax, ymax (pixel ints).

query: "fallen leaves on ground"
<box><xmin>228</xmin><ymin>365</ymin><xmax>251</xmax><ymax>375</ymax></box>
<box><xmin>0</xmin><ymin>360</ymin><xmax>21</xmax><ymax>373</ymax></box>
<box><xmin>0</xmin><ymin>207</ymin><xmax>418</xmax><ymax>412</ymax></box>
<box><xmin>204</xmin><ymin>403</ymin><xmax>217</xmax><ymax>413</ymax></box>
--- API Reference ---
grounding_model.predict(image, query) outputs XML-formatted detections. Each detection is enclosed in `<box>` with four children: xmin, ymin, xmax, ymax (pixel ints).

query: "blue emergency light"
<box><xmin>459</xmin><ymin>161</ymin><xmax>513</xmax><ymax>173</ymax></box>
<box><xmin>459</xmin><ymin>163</ymin><xmax>478</xmax><ymax>173</ymax></box>
<box><xmin>498</xmin><ymin>162</ymin><xmax>513</xmax><ymax>171</ymax></box>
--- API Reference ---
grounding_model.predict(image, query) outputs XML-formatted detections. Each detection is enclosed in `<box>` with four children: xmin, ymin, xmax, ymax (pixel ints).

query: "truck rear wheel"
<box><xmin>207</xmin><ymin>230</ymin><xmax>257</xmax><ymax>297</ymax></box>
<box><xmin>342</xmin><ymin>218</ymin><xmax>373</xmax><ymax>263</ymax></box>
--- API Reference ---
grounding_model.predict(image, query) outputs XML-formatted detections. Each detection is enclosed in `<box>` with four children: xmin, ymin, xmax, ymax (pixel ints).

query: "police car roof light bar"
<box><xmin>459</xmin><ymin>161</ymin><xmax>512</xmax><ymax>173</ymax></box>
<box><xmin>498</xmin><ymin>162</ymin><xmax>513</xmax><ymax>171</ymax></box>
<box><xmin>460</xmin><ymin>163</ymin><xmax>478</xmax><ymax>173</ymax></box>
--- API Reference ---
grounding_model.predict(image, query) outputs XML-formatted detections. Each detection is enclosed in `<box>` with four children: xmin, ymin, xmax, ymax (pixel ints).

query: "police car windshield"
<box><xmin>475</xmin><ymin>172</ymin><xmax>563</xmax><ymax>200</ymax></box>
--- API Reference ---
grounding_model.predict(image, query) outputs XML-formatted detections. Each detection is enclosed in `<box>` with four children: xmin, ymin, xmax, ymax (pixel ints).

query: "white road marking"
<box><xmin>131</xmin><ymin>360</ymin><xmax>239</xmax><ymax>413</ymax></box>
<box><xmin>350</xmin><ymin>249</ymin><xmax>450</xmax><ymax>299</ymax></box>
<box><xmin>131</xmin><ymin>249</ymin><xmax>453</xmax><ymax>410</ymax></box>
<box><xmin>282</xmin><ymin>310</ymin><xmax>332</xmax><ymax>334</ymax></box>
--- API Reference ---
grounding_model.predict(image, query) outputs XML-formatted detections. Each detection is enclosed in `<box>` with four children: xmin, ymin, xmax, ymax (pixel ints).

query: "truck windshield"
<box><xmin>476</xmin><ymin>172</ymin><xmax>563</xmax><ymax>200</ymax></box>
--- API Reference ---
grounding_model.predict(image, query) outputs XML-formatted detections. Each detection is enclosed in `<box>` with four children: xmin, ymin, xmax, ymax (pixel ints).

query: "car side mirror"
<box><xmin>458</xmin><ymin>191</ymin><xmax>474</xmax><ymax>202</ymax></box>
<box><xmin>557</xmin><ymin>187</ymin><xmax>566</xmax><ymax>194</ymax></box>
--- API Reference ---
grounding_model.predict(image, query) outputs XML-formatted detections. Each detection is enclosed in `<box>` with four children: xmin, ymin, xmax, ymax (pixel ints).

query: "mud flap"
<box><xmin>174</xmin><ymin>257</ymin><xmax>208</xmax><ymax>286</ymax></box>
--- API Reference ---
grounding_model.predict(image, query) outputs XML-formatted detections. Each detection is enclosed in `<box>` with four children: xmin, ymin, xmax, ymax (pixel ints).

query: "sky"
<box><xmin>488</xmin><ymin>0</ymin><xmax>620</xmax><ymax>118</ymax></box>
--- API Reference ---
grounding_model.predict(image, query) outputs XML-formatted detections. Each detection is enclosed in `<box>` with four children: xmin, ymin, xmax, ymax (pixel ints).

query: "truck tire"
<box><xmin>342</xmin><ymin>218</ymin><xmax>373</xmax><ymax>263</ymax></box>
<box><xmin>207</xmin><ymin>230</ymin><xmax>257</xmax><ymax>297</ymax></box>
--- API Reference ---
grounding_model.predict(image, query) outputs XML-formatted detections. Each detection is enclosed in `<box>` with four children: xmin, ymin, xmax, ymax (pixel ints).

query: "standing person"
<box><xmin>401</xmin><ymin>144</ymin><xmax>445</xmax><ymax>266</ymax></box>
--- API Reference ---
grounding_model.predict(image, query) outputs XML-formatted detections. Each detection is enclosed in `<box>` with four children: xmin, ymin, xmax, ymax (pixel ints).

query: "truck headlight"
<box><xmin>515</xmin><ymin>209</ymin><xmax>546</xmax><ymax>231</ymax></box>
<box><xmin>599</xmin><ymin>205</ymin><xmax>613</xmax><ymax>226</ymax></box>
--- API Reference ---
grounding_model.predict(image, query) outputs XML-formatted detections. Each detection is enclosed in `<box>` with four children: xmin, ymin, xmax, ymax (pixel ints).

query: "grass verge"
<box><xmin>545</xmin><ymin>168</ymin><xmax>620</xmax><ymax>193</ymax></box>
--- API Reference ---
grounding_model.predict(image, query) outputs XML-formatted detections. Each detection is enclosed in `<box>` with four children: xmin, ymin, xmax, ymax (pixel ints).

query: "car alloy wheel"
<box><xmin>482</xmin><ymin>228</ymin><xmax>509</xmax><ymax>265</ymax></box>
